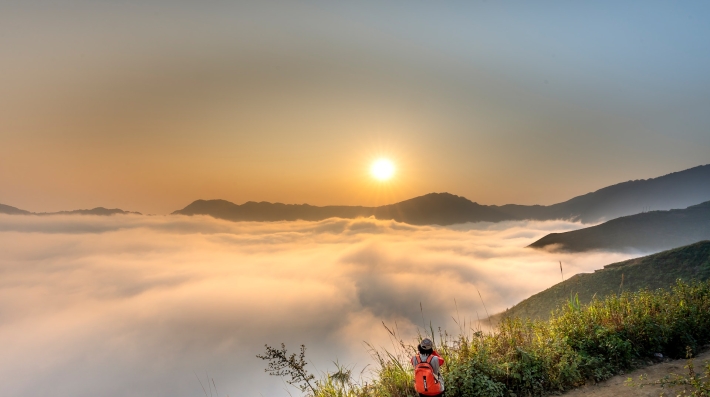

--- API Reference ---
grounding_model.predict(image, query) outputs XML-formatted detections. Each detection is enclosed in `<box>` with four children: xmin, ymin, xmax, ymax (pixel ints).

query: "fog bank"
<box><xmin>0</xmin><ymin>214</ymin><xmax>638</xmax><ymax>396</ymax></box>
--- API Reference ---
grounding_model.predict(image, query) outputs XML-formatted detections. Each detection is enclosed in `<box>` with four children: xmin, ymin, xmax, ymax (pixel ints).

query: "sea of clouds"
<box><xmin>0</xmin><ymin>214</ymin><xmax>641</xmax><ymax>397</ymax></box>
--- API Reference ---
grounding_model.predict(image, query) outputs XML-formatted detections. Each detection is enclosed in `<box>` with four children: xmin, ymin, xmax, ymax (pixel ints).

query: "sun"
<box><xmin>370</xmin><ymin>158</ymin><xmax>395</xmax><ymax>181</ymax></box>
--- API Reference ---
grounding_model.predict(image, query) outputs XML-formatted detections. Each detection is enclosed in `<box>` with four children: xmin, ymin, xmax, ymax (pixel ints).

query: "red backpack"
<box><xmin>414</xmin><ymin>355</ymin><xmax>443</xmax><ymax>396</ymax></box>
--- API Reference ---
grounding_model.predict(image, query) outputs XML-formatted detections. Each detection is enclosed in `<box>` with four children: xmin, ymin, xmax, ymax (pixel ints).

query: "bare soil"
<box><xmin>562</xmin><ymin>349</ymin><xmax>710</xmax><ymax>397</ymax></box>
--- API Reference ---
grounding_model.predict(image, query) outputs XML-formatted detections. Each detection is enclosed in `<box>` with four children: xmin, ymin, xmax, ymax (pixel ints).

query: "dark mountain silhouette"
<box><xmin>172</xmin><ymin>193</ymin><xmax>516</xmax><ymax>225</ymax></box>
<box><xmin>493</xmin><ymin>164</ymin><xmax>710</xmax><ymax>223</ymax></box>
<box><xmin>49</xmin><ymin>207</ymin><xmax>142</xmax><ymax>216</ymax></box>
<box><xmin>0</xmin><ymin>203</ymin><xmax>31</xmax><ymax>215</ymax></box>
<box><xmin>173</xmin><ymin>165</ymin><xmax>710</xmax><ymax>225</ymax></box>
<box><xmin>4</xmin><ymin>164</ymin><xmax>710</xmax><ymax>225</ymax></box>
<box><xmin>372</xmin><ymin>193</ymin><xmax>514</xmax><ymax>224</ymax></box>
<box><xmin>529</xmin><ymin>201</ymin><xmax>710</xmax><ymax>252</ymax></box>
<box><xmin>0</xmin><ymin>205</ymin><xmax>140</xmax><ymax>216</ymax></box>
<box><xmin>497</xmin><ymin>241</ymin><xmax>710</xmax><ymax>321</ymax></box>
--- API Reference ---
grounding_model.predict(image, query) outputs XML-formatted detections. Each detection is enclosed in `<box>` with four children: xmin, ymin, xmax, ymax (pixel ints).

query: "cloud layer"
<box><xmin>0</xmin><ymin>214</ymin><xmax>638</xmax><ymax>396</ymax></box>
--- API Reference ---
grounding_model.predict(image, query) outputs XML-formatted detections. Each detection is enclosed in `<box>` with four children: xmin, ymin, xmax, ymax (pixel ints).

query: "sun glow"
<box><xmin>370</xmin><ymin>158</ymin><xmax>395</xmax><ymax>181</ymax></box>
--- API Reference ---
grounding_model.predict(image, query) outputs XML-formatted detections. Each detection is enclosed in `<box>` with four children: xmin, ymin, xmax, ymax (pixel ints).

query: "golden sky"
<box><xmin>1</xmin><ymin>2</ymin><xmax>710</xmax><ymax>214</ymax></box>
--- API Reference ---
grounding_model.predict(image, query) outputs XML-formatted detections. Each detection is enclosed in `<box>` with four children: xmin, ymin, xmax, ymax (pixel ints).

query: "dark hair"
<box><xmin>417</xmin><ymin>345</ymin><xmax>433</xmax><ymax>355</ymax></box>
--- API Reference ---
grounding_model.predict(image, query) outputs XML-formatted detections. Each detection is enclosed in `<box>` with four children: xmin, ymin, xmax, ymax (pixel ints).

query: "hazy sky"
<box><xmin>2</xmin><ymin>1</ymin><xmax>710</xmax><ymax>213</ymax></box>
<box><xmin>0</xmin><ymin>214</ymin><xmax>638</xmax><ymax>396</ymax></box>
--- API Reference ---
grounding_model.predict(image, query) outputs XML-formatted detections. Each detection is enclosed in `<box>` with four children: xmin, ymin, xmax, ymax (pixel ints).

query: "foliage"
<box><xmin>257</xmin><ymin>343</ymin><xmax>317</xmax><ymax>394</ymax></box>
<box><xmin>261</xmin><ymin>280</ymin><xmax>710</xmax><ymax>397</ymax></box>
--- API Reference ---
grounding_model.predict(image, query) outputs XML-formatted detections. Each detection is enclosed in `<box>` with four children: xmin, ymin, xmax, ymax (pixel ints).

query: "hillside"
<box><xmin>0</xmin><ymin>203</ymin><xmax>31</xmax><ymax>215</ymax></box>
<box><xmin>495</xmin><ymin>164</ymin><xmax>710</xmax><ymax>223</ymax></box>
<box><xmin>172</xmin><ymin>193</ymin><xmax>515</xmax><ymax>225</ymax></box>
<box><xmin>529</xmin><ymin>200</ymin><xmax>710</xmax><ymax>252</ymax></box>
<box><xmin>498</xmin><ymin>241</ymin><xmax>710</xmax><ymax>321</ymax></box>
<box><xmin>312</xmin><ymin>278</ymin><xmax>710</xmax><ymax>397</ymax></box>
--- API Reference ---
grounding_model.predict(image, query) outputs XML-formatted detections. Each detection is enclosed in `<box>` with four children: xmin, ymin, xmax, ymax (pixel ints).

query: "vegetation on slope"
<box><xmin>262</xmin><ymin>280</ymin><xmax>710</xmax><ymax>397</ymax></box>
<box><xmin>501</xmin><ymin>241</ymin><xmax>710</xmax><ymax>321</ymax></box>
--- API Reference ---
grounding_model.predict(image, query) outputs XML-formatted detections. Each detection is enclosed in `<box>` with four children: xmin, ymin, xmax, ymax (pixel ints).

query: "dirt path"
<box><xmin>562</xmin><ymin>349</ymin><xmax>710</xmax><ymax>397</ymax></box>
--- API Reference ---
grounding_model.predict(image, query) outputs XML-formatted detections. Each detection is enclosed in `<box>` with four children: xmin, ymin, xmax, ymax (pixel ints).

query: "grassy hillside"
<box><xmin>268</xmin><ymin>279</ymin><xmax>710</xmax><ymax>397</ymax></box>
<box><xmin>261</xmin><ymin>244</ymin><xmax>710</xmax><ymax>397</ymax></box>
<box><xmin>500</xmin><ymin>241</ymin><xmax>710</xmax><ymax>321</ymax></box>
<box><xmin>529</xmin><ymin>201</ymin><xmax>710</xmax><ymax>252</ymax></box>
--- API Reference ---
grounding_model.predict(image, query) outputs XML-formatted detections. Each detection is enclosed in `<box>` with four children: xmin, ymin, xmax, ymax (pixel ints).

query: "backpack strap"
<box><xmin>423</xmin><ymin>355</ymin><xmax>439</xmax><ymax>384</ymax></box>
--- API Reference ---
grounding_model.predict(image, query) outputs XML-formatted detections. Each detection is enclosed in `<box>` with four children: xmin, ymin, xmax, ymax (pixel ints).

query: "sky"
<box><xmin>1</xmin><ymin>1</ymin><xmax>710</xmax><ymax>214</ymax></box>
<box><xmin>2</xmin><ymin>4</ymin><xmax>709</xmax><ymax>395</ymax></box>
<box><xmin>0</xmin><ymin>214</ymin><xmax>639</xmax><ymax>397</ymax></box>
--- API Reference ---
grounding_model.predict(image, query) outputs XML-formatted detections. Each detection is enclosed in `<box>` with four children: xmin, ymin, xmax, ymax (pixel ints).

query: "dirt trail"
<box><xmin>562</xmin><ymin>349</ymin><xmax>710</xmax><ymax>397</ymax></box>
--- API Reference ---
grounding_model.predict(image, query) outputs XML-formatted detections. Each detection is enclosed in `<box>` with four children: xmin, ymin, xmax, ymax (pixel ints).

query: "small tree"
<box><xmin>257</xmin><ymin>343</ymin><xmax>317</xmax><ymax>395</ymax></box>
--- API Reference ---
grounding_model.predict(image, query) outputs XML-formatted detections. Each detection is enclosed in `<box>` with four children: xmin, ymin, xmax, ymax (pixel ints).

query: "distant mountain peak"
<box><xmin>0</xmin><ymin>204</ymin><xmax>140</xmax><ymax>216</ymax></box>
<box><xmin>3</xmin><ymin>164</ymin><xmax>710</xmax><ymax>226</ymax></box>
<box><xmin>0</xmin><ymin>203</ymin><xmax>31</xmax><ymax>215</ymax></box>
<box><xmin>170</xmin><ymin>165</ymin><xmax>710</xmax><ymax>225</ymax></box>
<box><xmin>52</xmin><ymin>207</ymin><xmax>142</xmax><ymax>216</ymax></box>
<box><xmin>172</xmin><ymin>192</ymin><xmax>510</xmax><ymax>225</ymax></box>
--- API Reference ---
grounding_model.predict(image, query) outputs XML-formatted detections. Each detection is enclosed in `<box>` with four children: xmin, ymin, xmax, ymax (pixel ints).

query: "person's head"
<box><xmin>417</xmin><ymin>338</ymin><xmax>433</xmax><ymax>354</ymax></box>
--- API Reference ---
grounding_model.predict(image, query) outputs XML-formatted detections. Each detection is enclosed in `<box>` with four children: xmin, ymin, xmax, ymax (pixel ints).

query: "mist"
<box><xmin>0</xmin><ymin>214</ymin><xmax>639</xmax><ymax>397</ymax></box>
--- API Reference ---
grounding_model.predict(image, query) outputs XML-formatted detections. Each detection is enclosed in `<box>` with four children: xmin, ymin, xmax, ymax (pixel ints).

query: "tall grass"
<box><xmin>308</xmin><ymin>280</ymin><xmax>710</xmax><ymax>397</ymax></box>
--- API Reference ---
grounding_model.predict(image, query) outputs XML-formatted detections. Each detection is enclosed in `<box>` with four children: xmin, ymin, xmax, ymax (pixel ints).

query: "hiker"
<box><xmin>411</xmin><ymin>338</ymin><xmax>445</xmax><ymax>396</ymax></box>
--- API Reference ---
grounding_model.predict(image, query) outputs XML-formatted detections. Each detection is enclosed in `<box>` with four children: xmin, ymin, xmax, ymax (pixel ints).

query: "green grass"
<box><xmin>306</xmin><ymin>279</ymin><xmax>710</xmax><ymax>397</ymax></box>
<box><xmin>498</xmin><ymin>241</ymin><xmax>710</xmax><ymax>322</ymax></box>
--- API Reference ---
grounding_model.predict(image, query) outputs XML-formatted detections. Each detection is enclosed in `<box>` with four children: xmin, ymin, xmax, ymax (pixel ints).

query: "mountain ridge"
<box><xmin>173</xmin><ymin>164</ymin><xmax>710</xmax><ymax>225</ymax></box>
<box><xmin>0</xmin><ymin>203</ymin><xmax>31</xmax><ymax>215</ymax></box>
<box><xmin>529</xmin><ymin>200</ymin><xmax>710</xmax><ymax>252</ymax></box>
<box><xmin>493</xmin><ymin>164</ymin><xmax>710</xmax><ymax>222</ymax></box>
<box><xmin>0</xmin><ymin>206</ymin><xmax>141</xmax><ymax>216</ymax></box>
<box><xmin>3</xmin><ymin>164</ymin><xmax>710</xmax><ymax>225</ymax></box>
<box><xmin>172</xmin><ymin>192</ymin><xmax>515</xmax><ymax>225</ymax></box>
